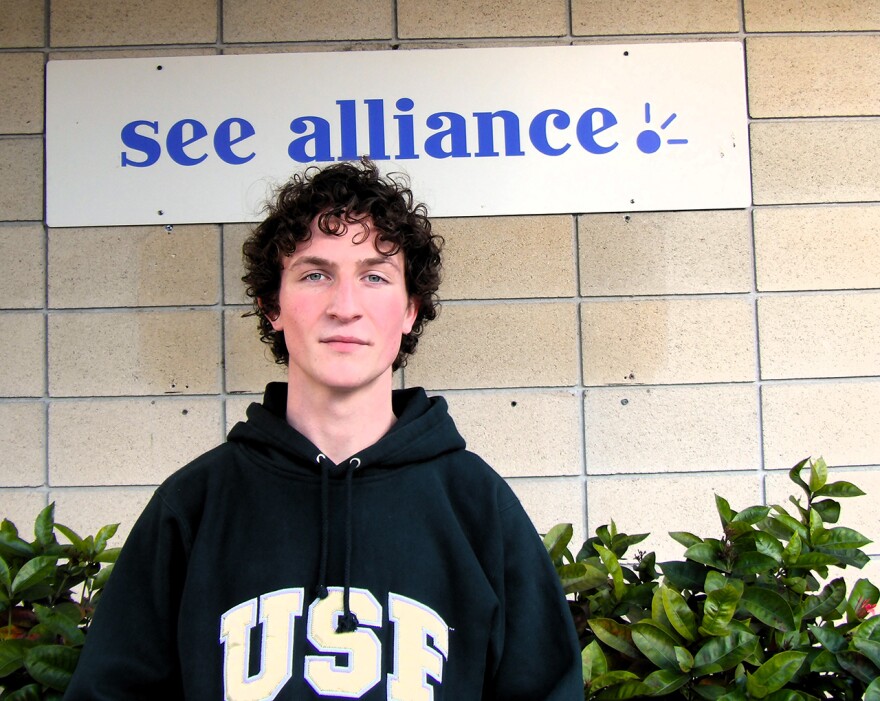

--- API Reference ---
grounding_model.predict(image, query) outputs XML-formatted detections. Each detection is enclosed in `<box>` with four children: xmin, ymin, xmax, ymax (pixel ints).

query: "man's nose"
<box><xmin>326</xmin><ymin>278</ymin><xmax>362</xmax><ymax>320</ymax></box>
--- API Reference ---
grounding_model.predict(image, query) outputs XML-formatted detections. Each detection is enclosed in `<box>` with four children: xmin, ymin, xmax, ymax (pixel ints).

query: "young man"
<box><xmin>64</xmin><ymin>159</ymin><xmax>582</xmax><ymax>700</ymax></box>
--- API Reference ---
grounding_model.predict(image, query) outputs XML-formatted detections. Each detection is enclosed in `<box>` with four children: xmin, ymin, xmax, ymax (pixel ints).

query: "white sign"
<box><xmin>46</xmin><ymin>43</ymin><xmax>750</xmax><ymax>227</ymax></box>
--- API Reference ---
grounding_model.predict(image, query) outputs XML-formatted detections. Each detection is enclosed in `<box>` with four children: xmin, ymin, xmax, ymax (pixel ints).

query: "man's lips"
<box><xmin>321</xmin><ymin>336</ymin><xmax>369</xmax><ymax>346</ymax></box>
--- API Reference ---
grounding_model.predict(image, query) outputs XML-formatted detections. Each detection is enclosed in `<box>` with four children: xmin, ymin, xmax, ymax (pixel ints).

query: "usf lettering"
<box><xmin>220</xmin><ymin>587</ymin><xmax>449</xmax><ymax>701</ymax></box>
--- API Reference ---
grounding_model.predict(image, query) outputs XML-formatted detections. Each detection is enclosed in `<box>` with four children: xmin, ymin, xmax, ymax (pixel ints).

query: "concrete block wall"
<box><xmin>1</xmin><ymin>0</ymin><xmax>879</xmax><ymax>583</ymax></box>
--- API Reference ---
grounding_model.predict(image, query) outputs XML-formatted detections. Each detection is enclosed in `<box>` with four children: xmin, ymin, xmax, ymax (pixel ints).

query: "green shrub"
<box><xmin>546</xmin><ymin>458</ymin><xmax>880</xmax><ymax>700</ymax></box>
<box><xmin>0</xmin><ymin>504</ymin><xmax>119</xmax><ymax>700</ymax></box>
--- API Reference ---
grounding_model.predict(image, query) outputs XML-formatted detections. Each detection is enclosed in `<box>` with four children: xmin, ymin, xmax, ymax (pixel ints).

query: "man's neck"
<box><xmin>284</xmin><ymin>375</ymin><xmax>397</xmax><ymax>465</ymax></box>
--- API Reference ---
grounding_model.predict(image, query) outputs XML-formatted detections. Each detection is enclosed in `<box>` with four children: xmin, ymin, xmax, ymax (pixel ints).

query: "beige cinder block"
<box><xmin>579</xmin><ymin>210</ymin><xmax>751</xmax><ymax>297</ymax></box>
<box><xmin>225</xmin><ymin>394</ymin><xmax>260</xmax><ymax>433</ymax></box>
<box><xmin>224</xmin><ymin>0</ymin><xmax>391</xmax><ymax>42</ymax></box>
<box><xmin>754</xmin><ymin>205</ymin><xmax>880</xmax><ymax>292</ymax></box>
<box><xmin>508</xmin><ymin>477</ymin><xmax>584</xmax><ymax>545</ymax></box>
<box><xmin>744</xmin><ymin>0</ymin><xmax>880</xmax><ymax>31</ymax></box>
<box><xmin>442</xmin><ymin>390</ymin><xmax>580</xmax><ymax>477</ymax></box>
<box><xmin>405</xmin><ymin>302</ymin><xmax>579</xmax><ymax>389</ymax></box>
<box><xmin>765</xmin><ymin>466</ymin><xmax>880</xmax><ymax>556</ymax></box>
<box><xmin>49</xmin><ymin>397</ymin><xmax>222</xmax><ymax>486</ymax></box>
<box><xmin>0</xmin><ymin>312</ymin><xmax>45</xmax><ymax>397</ymax></box>
<box><xmin>587</xmin><ymin>472</ymin><xmax>762</xmax><ymax>561</ymax></box>
<box><xmin>223</xmin><ymin>224</ymin><xmax>252</xmax><ymax>305</ymax></box>
<box><xmin>50</xmin><ymin>0</ymin><xmax>217</xmax><ymax>47</ymax></box>
<box><xmin>48</xmin><ymin>310</ymin><xmax>220</xmax><ymax>396</ymax></box>
<box><xmin>0</xmin><ymin>490</ymin><xmax>48</xmax><ymax>533</ymax></box>
<box><xmin>762</xmin><ymin>381</ymin><xmax>880</xmax><ymax>470</ymax></box>
<box><xmin>573</xmin><ymin>0</ymin><xmax>739</xmax><ymax>35</ymax></box>
<box><xmin>0</xmin><ymin>0</ymin><xmax>44</xmax><ymax>47</ymax></box>
<box><xmin>0</xmin><ymin>402</ymin><xmax>45</xmax><ymax>487</ymax></box>
<box><xmin>758</xmin><ymin>293</ymin><xmax>880</xmax><ymax>380</ymax></box>
<box><xmin>747</xmin><ymin>36</ymin><xmax>880</xmax><ymax>118</ymax></box>
<box><xmin>581</xmin><ymin>297</ymin><xmax>755</xmax><ymax>386</ymax></box>
<box><xmin>50</xmin><ymin>486</ymin><xmax>155</xmax><ymax>543</ymax></box>
<box><xmin>751</xmin><ymin>120</ymin><xmax>880</xmax><ymax>205</ymax></box>
<box><xmin>437</xmin><ymin>216</ymin><xmax>574</xmax><ymax>300</ymax></box>
<box><xmin>0</xmin><ymin>138</ymin><xmax>42</xmax><ymax>221</ymax></box>
<box><xmin>49</xmin><ymin>225</ymin><xmax>220</xmax><ymax>308</ymax></box>
<box><xmin>585</xmin><ymin>385</ymin><xmax>759</xmax><ymax>475</ymax></box>
<box><xmin>0</xmin><ymin>53</ymin><xmax>43</xmax><ymax>134</ymax></box>
<box><xmin>224</xmin><ymin>309</ymin><xmax>287</xmax><ymax>394</ymax></box>
<box><xmin>398</xmin><ymin>0</ymin><xmax>567</xmax><ymax>38</ymax></box>
<box><xmin>0</xmin><ymin>223</ymin><xmax>44</xmax><ymax>308</ymax></box>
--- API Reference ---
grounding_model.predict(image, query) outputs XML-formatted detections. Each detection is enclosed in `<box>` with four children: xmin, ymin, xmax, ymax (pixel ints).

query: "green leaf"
<box><xmin>781</xmin><ymin>531</ymin><xmax>802</xmax><ymax>565</ymax></box>
<box><xmin>808</xmin><ymin>508</ymin><xmax>824</xmax><ymax>544</ymax></box>
<box><xmin>731</xmin><ymin>506</ymin><xmax>771</xmax><ymax>526</ymax></box>
<box><xmin>53</xmin><ymin>523</ymin><xmax>84</xmax><ymax>551</ymax></box>
<box><xmin>595</xmin><ymin>545</ymin><xmax>625</xmax><ymax>601</ymax></box>
<box><xmin>816</xmin><ymin>526</ymin><xmax>871</xmax><ymax>549</ymax></box>
<box><xmin>581</xmin><ymin>640</ymin><xmax>607</xmax><ymax>683</ymax></box>
<box><xmin>731</xmin><ymin>551</ymin><xmax>777</xmax><ymax>575</ymax></box>
<box><xmin>853</xmin><ymin>638</ymin><xmax>880</xmax><ymax>668</ymax></box>
<box><xmin>642</xmin><ymin>669</ymin><xmax>689</xmax><ymax>696</ymax></box>
<box><xmin>660</xmin><ymin>585</ymin><xmax>697</xmax><ymax>642</ymax></box>
<box><xmin>93</xmin><ymin>523</ymin><xmax>119</xmax><ymax>555</ymax></box>
<box><xmin>685</xmin><ymin>542</ymin><xmax>727</xmax><ymax>571</ymax></box>
<box><xmin>594</xmin><ymin>679</ymin><xmax>650</xmax><ymax>700</ymax></box>
<box><xmin>543</xmin><ymin>523</ymin><xmax>573</xmax><ymax>562</ymax></box>
<box><xmin>745</xmin><ymin>651</ymin><xmax>807</xmax><ymax>698</ymax></box>
<box><xmin>811</xmin><ymin>499</ymin><xmax>840</xmax><ymax>524</ymax></box>
<box><xmin>631</xmin><ymin>621</ymin><xmax>679</xmax><ymax>670</ymax></box>
<box><xmin>23</xmin><ymin>644</ymin><xmax>80</xmax><ymax>691</ymax></box>
<box><xmin>669</xmin><ymin>531</ymin><xmax>702</xmax><ymax>548</ymax></box>
<box><xmin>675</xmin><ymin>645</ymin><xmax>694</xmax><ymax>673</ymax></box>
<box><xmin>91</xmin><ymin>562</ymin><xmax>115</xmax><ymax>590</ymax></box>
<box><xmin>704</xmin><ymin>570</ymin><xmax>728</xmax><ymax>592</ymax></box>
<box><xmin>791</xmin><ymin>552</ymin><xmax>840</xmax><ymax>568</ymax></box>
<box><xmin>693</xmin><ymin>629</ymin><xmax>758</xmax><ymax>675</ymax></box>
<box><xmin>557</xmin><ymin>562</ymin><xmax>606</xmax><ymax>594</ymax></box>
<box><xmin>659</xmin><ymin>560</ymin><xmax>707</xmax><ymax>591</ymax></box>
<box><xmin>864</xmin><ymin>677</ymin><xmax>880</xmax><ymax>701</ymax></box>
<box><xmin>0</xmin><ymin>555</ymin><xmax>11</xmax><ymax>591</ymax></box>
<box><xmin>588</xmin><ymin>618</ymin><xmax>639</xmax><ymax>659</ymax></box>
<box><xmin>854</xmin><ymin>613</ymin><xmax>880</xmax><ymax>641</ymax></box>
<box><xmin>813</xmin><ymin>480</ymin><xmax>866</xmax><ymax>498</ymax></box>
<box><xmin>700</xmin><ymin>583</ymin><xmax>743</xmax><ymax>637</ymax></box>
<box><xmin>753</xmin><ymin>532</ymin><xmax>783</xmax><ymax>563</ymax></box>
<box><xmin>810</xmin><ymin>649</ymin><xmax>841</xmax><ymax>673</ymax></box>
<box><xmin>849</xmin><ymin>578</ymin><xmax>880</xmax><ymax>620</ymax></box>
<box><xmin>802</xmin><ymin>578</ymin><xmax>846</xmax><ymax>621</ymax></box>
<box><xmin>808</xmin><ymin>457</ymin><xmax>828</xmax><ymax>492</ymax></box>
<box><xmin>765</xmin><ymin>691</ymin><xmax>805</xmax><ymax>701</ymax></box>
<box><xmin>34</xmin><ymin>504</ymin><xmax>56</xmax><ymax>549</ymax></box>
<box><xmin>740</xmin><ymin>587</ymin><xmax>795</xmax><ymax>632</ymax></box>
<box><xmin>610</xmin><ymin>532</ymin><xmax>649</xmax><ymax>558</ymax></box>
<box><xmin>0</xmin><ymin>524</ymin><xmax>35</xmax><ymax>559</ymax></box>
<box><xmin>788</xmin><ymin>458</ymin><xmax>811</xmax><ymax>496</ymax></box>
<box><xmin>0</xmin><ymin>639</ymin><xmax>27</xmax><ymax>677</ymax></box>
<box><xmin>716</xmin><ymin>494</ymin><xmax>734</xmax><ymax>527</ymax></box>
<box><xmin>33</xmin><ymin>604</ymin><xmax>85</xmax><ymax>646</ymax></box>
<box><xmin>95</xmin><ymin>547</ymin><xmax>121</xmax><ymax>564</ymax></box>
<box><xmin>3</xmin><ymin>683</ymin><xmax>43</xmax><ymax>701</ymax></box>
<box><xmin>836</xmin><ymin>650</ymin><xmax>878</xmax><ymax>684</ymax></box>
<box><xmin>814</xmin><ymin>545</ymin><xmax>870</xmax><ymax>568</ymax></box>
<box><xmin>11</xmin><ymin>555</ymin><xmax>58</xmax><ymax>596</ymax></box>
<box><xmin>589</xmin><ymin>670</ymin><xmax>640</xmax><ymax>692</ymax></box>
<box><xmin>770</xmin><ymin>508</ymin><xmax>808</xmax><ymax>540</ymax></box>
<box><xmin>808</xmin><ymin>624</ymin><xmax>847</xmax><ymax>652</ymax></box>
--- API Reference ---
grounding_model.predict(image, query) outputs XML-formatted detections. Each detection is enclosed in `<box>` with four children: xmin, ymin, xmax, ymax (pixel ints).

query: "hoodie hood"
<box><xmin>226</xmin><ymin>381</ymin><xmax>467</xmax><ymax>632</ymax></box>
<box><xmin>227</xmin><ymin>382</ymin><xmax>466</xmax><ymax>475</ymax></box>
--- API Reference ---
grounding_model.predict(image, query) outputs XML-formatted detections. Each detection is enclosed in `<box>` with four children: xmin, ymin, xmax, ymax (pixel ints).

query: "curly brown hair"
<box><xmin>242</xmin><ymin>158</ymin><xmax>443</xmax><ymax>370</ymax></box>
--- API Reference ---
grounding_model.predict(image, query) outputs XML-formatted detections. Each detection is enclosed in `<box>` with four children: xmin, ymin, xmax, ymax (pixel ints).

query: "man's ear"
<box><xmin>258</xmin><ymin>298</ymin><xmax>282</xmax><ymax>330</ymax></box>
<box><xmin>402</xmin><ymin>297</ymin><xmax>419</xmax><ymax>334</ymax></box>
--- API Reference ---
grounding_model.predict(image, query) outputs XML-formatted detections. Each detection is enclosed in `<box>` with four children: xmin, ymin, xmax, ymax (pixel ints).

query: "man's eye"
<box><xmin>366</xmin><ymin>274</ymin><xmax>386</xmax><ymax>283</ymax></box>
<box><xmin>305</xmin><ymin>272</ymin><xmax>325</xmax><ymax>281</ymax></box>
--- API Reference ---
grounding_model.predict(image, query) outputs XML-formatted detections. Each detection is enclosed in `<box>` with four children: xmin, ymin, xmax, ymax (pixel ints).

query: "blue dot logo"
<box><xmin>637</xmin><ymin>103</ymin><xmax>688</xmax><ymax>154</ymax></box>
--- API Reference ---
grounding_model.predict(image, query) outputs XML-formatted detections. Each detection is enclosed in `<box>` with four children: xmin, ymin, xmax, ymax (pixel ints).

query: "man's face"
<box><xmin>269</xmin><ymin>216</ymin><xmax>417</xmax><ymax>396</ymax></box>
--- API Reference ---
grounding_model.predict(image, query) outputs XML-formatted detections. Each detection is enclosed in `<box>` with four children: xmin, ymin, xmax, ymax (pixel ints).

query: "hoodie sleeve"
<box><xmin>488</xmin><ymin>498</ymin><xmax>583</xmax><ymax>701</ymax></box>
<box><xmin>63</xmin><ymin>490</ymin><xmax>189</xmax><ymax>700</ymax></box>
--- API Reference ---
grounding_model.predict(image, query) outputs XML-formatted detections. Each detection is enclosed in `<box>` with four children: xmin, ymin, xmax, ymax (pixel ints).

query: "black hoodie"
<box><xmin>64</xmin><ymin>383</ymin><xmax>582</xmax><ymax>700</ymax></box>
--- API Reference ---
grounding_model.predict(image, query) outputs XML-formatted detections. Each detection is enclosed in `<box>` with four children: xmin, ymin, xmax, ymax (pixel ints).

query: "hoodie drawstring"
<box><xmin>314</xmin><ymin>453</ymin><xmax>330</xmax><ymax>601</ymax></box>
<box><xmin>313</xmin><ymin>453</ymin><xmax>360</xmax><ymax>633</ymax></box>
<box><xmin>336</xmin><ymin>457</ymin><xmax>360</xmax><ymax>633</ymax></box>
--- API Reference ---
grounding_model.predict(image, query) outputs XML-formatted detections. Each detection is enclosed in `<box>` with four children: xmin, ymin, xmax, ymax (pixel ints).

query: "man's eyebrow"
<box><xmin>287</xmin><ymin>255</ymin><xmax>400</xmax><ymax>269</ymax></box>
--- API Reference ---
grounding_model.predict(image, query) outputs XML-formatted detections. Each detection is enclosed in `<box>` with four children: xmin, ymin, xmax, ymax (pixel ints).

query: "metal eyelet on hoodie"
<box><xmin>349</xmin><ymin>457</ymin><xmax>361</xmax><ymax>469</ymax></box>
